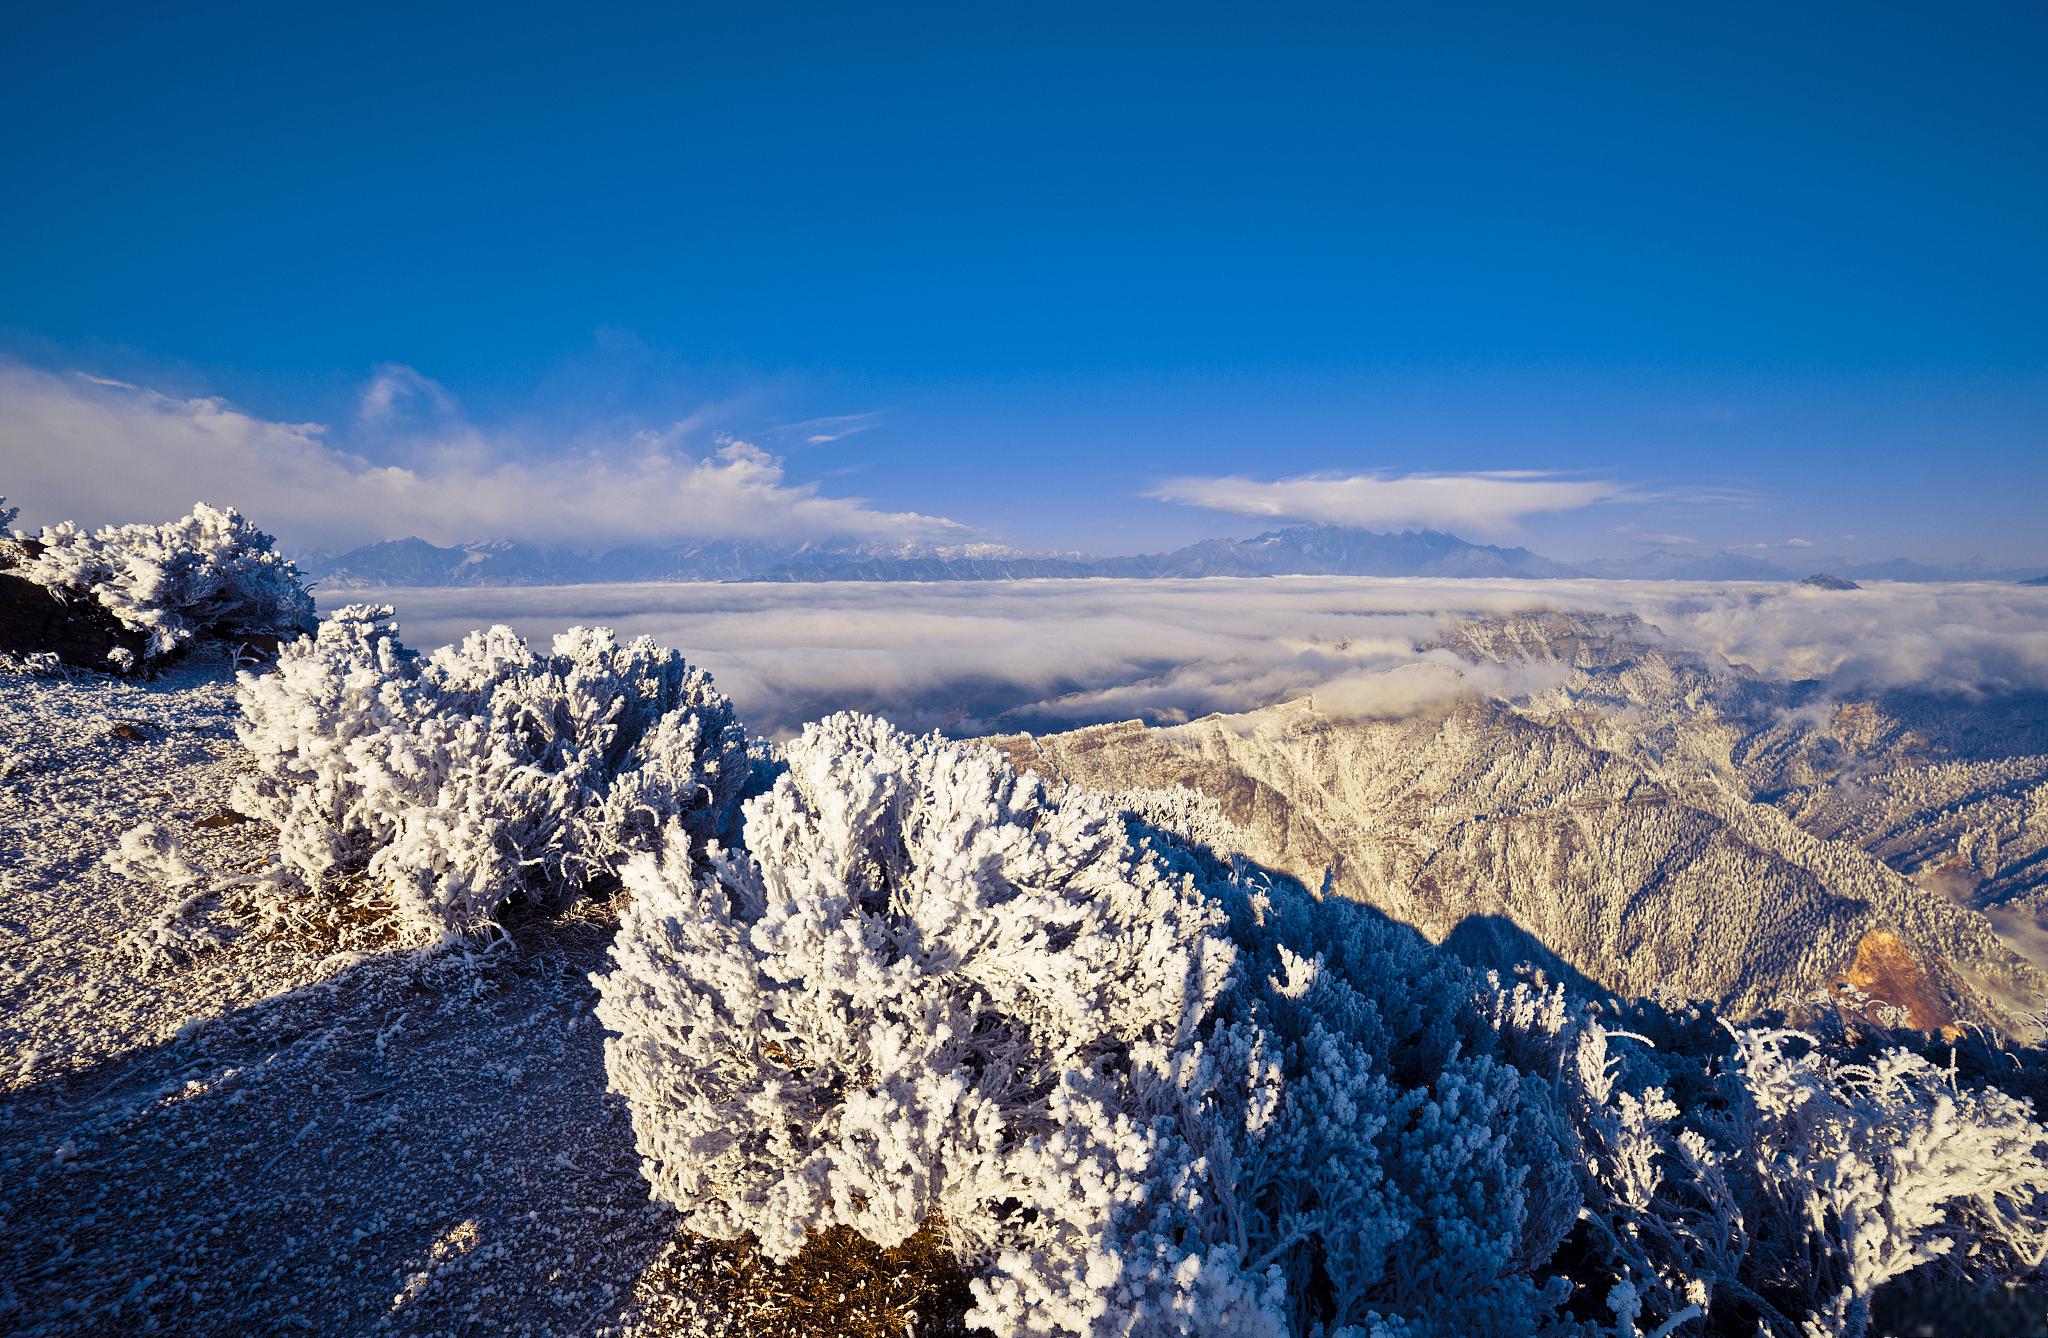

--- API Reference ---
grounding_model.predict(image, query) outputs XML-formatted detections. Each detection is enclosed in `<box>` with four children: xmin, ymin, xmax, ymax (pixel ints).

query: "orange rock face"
<box><xmin>1838</xmin><ymin>930</ymin><xmax>1955</xmax><ymax>1035</ymax></box>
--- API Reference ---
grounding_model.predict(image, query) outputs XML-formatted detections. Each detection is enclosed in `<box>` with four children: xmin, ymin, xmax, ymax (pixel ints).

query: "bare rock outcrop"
<box><xmin>0</xmin><ymin>538</ymin><xmax>148</xmax><ymax>669</ymax></box>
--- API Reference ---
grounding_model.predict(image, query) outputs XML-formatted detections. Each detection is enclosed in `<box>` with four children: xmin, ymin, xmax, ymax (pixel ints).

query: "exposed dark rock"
<box><xmin>0</xmin><ymin>535</ymin><xmax>46</xmax><ymax>571</ymax></box>
<box><xmin>0</xmin><ymin>571</ymin><xmax>146</xmax><ymax>671</ymax></box>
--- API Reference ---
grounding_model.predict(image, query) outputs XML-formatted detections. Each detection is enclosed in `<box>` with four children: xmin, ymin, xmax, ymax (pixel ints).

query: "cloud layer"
<box><xmin>0</xmin><ymin>363</ymin><xmax>960</xmax><ymax>550</ymax></box>
<box><xmin>349</xmin><ymin>577</ymin><xmax>2048</xmax><ymax>738</ymax></box>
<box><xmin>1148</xmin><ymin>469</ymin><xmax>1643</xmax><ymax>534</ymax></box>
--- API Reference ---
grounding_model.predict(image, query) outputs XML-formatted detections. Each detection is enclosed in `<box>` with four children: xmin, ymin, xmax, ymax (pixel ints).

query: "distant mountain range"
<box><xmin>300</xmin><ymin>525</ymin><xmax>1577</xmax><ymax>586</ymax></box>
<box><xmin>298</xmin><ymin>525</ymin><xmax>2048</xmax><ymax>588</ymax></box>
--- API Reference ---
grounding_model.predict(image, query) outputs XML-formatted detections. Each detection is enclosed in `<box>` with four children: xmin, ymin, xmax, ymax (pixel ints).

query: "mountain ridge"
<box><xmin>304</xmin><ymin>524</ymin><xmax>1574</xmax><ymax>587</ymax></box>
<box><xmin>301</xmin><ymin>524</ymin><xmax>2048</xmax><ymax>587</ymax></box>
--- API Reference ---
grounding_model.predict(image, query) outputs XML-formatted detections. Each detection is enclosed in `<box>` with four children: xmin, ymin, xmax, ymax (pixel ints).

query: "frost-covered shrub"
<box><xmin>234</xmin><ymin>605</ymin><xmax>749</xmax><ymax>941</ymax></box>
<box><xmin>106</xmin><ymin>822</ymin><xmax>209</xmax><ymax>888</ymax></box>
<box><xmin>16</xmin><ymin>502</ymin><xmax>315</xmax><ymax>667</ymax></box>
<box><xmin>1726</xmin><ymin>1030</ymin><xmax>2048</xmax><ymax>1334</ymax></box>
<box><xmin>105</xmin><ymin>822</ymin><xmax>239</xmax><ymax>965</ymax></box>
<box><xmin>0</xmin><ymin>650</ymin><xmax>69</xmax><ymax>679</ymax></box>
<box><xmin>595</xmin><ymin>713</ymin><xmax>1582</xmax><ymax>1337</ymax></box>
<box><xmin>1491</xmin><ymin>979</ymin><xmax>2048</xmax><ymax>1337</ymax></box>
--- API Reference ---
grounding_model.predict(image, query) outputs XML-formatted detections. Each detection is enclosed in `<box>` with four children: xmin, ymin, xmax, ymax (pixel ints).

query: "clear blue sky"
<box><xmin>2</xmin><ymin>3</ymin><xmax>2043</xmax><ymax>561</ymax></box>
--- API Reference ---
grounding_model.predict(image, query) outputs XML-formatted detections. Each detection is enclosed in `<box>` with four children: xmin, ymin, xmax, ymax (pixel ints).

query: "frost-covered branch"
<box><xmin>1492</xmin><ymin>979</ymin><xmax>2048</xmax><ymax>1337</ymax></box>
<box><xmin>234</xmin><ymin>605</ymin><xmax>749</xmax><ymax>941</ymax></box>
<box><xmin>13</xmin><ymin>502</ymin><xmax>315</xmax><ymax>668</ymax></box>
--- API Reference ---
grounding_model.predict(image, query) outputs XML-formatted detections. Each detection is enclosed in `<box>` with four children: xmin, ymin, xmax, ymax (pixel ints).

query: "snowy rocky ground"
<box><xmin>0</xmin><ymin>656</ymin><xmax>961</xmax><ymax>1337</ymax></box>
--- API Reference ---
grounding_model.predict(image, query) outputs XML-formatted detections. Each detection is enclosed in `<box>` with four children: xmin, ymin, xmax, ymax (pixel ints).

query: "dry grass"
<box><xmin>625</xmin><ymin>1219</ymin><xmax>977</xmax><ymax>1337</ymax></box>
<box><xmin>240</xmin><ymin>868</ymin><xmax>411</xmax><ymax>955</ymax></box>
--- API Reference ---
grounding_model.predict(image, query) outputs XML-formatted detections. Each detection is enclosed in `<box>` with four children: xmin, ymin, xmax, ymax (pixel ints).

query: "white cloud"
<box><xmin>357</xmin><ymin>363</ymin><xmax>459</xmax><ymax>426</ymax></box>
<box><xmin>1784</xmin><ymin>537</ymin><xmax>1815</xmax><ymax>549</ymax></box>
<box><xmin>354</xmin><ymin>576</ymin><xmax>2048</xmax><ymax>738</ymax></box>
<box><xmin>0</xmin><ymin>362</ymin><xmax>961</xmax><ymax>550</ymax></box>
<box><xmin>1310</xmin><ymin>654</ymin><xmax>1574</xmax><ymax>721</ymax></box>
<box><xmin>1148</xmin><ymin>469</ymin><xmax>1645</xmax><ymax>534</ymax></box>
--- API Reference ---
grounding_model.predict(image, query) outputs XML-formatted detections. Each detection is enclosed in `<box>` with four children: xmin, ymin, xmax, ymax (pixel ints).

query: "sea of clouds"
<box><xmin>342</xmin><ymin>577</ymin><xmax>2048</xmax><ymax>738</ymax></box>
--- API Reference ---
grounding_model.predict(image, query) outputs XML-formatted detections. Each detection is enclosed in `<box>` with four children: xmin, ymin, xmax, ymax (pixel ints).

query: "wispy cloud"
<box><xmin>358</xmin><ymin>363</ymin><xmax>460</xmax><ymax>425</ymax></box>
<box><xmin>774</xmin><ymin>410</ymin><xmax>885</xmax><ymax>446</ymax></box>
<box><xmin>0</xmin><ymin>362</ymin><xmax>962</xmax><ymax>550</ymax></box>
<box><xmin>1148</xmin><ymin>469</ymin><xmax>1647</xmax><ymax>534</ymax></box>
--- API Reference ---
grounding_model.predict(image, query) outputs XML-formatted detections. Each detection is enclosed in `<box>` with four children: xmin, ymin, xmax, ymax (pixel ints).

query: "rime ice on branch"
<box><xmin>14</xmin><ymin>502</ymin><xmax>315</xmax><ymax>668</ymax></box>
<box><xmin>1491</xmin><ymin>975</ymin><xmax>2048</xmax><ymax>1338</ymax></box>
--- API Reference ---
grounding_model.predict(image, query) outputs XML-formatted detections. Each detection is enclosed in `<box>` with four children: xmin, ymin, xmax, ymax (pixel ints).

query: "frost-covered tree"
<box><xmin>15</xmin><ymin>502</ymin><xmax>315</xmax><ymax>668</ymax></box>
<box><xmin>594</xmin><ymin>715</ymin><xmax>1582</xmax><ymax>1337</ymax></box>
<box><xmin>234</xmin><ymin>605</ymin><xmax>749</xmax><ymax>941</ymax></box>
<box><xmin>1724</xmin><ymin>1029</ymin><xmax>2048</xmax><ymax>1334</ymax></box>
<box><xmin>1490</xmin><ymin>978</ymin><xmax>2048</xmax><ymax>1337</ymax></box>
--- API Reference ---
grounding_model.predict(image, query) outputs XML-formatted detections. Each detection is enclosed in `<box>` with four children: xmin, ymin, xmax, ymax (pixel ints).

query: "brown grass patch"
<box><xmin>626</xmin><ymin>1219</ymin><xmax>977</xmax><ymax>1337</ymax></box>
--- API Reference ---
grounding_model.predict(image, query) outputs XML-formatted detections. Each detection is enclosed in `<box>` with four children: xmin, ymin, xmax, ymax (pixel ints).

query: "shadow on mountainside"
<box><xmin>1870</xmin><ymin>688</ymin><xmax>2048</xmax><ymax>762</ymax></box>
<box><xmin>1441</xmin><ymin>913</ymin><xmax>1614</xmax><ymax>1003</ymax></box>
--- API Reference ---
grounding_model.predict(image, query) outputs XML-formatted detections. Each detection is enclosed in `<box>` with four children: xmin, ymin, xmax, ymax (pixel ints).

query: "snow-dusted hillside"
<box><xmin>996</xmin><ymin>612</ymin><xmax>2048</xmax><ymax>1039</ymax></box>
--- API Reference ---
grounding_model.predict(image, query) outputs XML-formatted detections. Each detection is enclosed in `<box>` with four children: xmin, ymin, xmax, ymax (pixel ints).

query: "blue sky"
<box><xmin>2</xmin><ymin>3</ymin><xmax>2044</xmax><ymax>561</ymax></box>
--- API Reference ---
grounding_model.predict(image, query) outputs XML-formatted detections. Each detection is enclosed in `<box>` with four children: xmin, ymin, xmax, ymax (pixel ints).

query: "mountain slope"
<box><xmin>993</xmin><ymin>612</ymin><xmax>2048</xmax><ymax>1037</ymax></box>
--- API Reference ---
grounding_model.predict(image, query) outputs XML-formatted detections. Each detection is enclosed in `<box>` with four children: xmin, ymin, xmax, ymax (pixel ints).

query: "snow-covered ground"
<box><xmin>0</xmin><ymin>656</ymin><xmax>839</xmax><ymax>1336</ymax></box>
